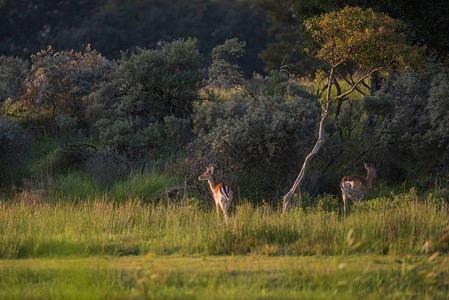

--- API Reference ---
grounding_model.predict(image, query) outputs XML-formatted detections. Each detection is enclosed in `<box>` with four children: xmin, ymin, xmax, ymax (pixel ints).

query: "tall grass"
<box><xmin>51</xmin><ymin>170</ymin><xmax>178</xmax><ymax>202</ymax></box>
<box><xmin>1</xmin><ymin>189</ymin><xmax>448</xmax><ymax>259</ymax></box>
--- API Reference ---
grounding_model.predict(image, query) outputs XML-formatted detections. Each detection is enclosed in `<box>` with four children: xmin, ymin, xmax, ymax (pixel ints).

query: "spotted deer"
<box><xmin>340</xmin><ymin>162</ymin><xmax>376</xmax><ymax>217</ymax></box>
<box><xmin>199</xmin><ymin>167</ymin><xmax>233</xmax><ymax>222</ymax></box>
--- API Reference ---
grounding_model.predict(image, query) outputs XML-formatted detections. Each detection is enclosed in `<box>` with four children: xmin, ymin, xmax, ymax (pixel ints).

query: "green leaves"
<box><xmin>304</xmin><ymin>7</ymin><xmax>422</xmax><ymax>70</ymax></box>
<box><xmin>89</xmin><ymin>39</ymin><xmax>203</xmax><ymax>157</ymax></box>
<box><xmin>21</xmin><ymin>45</ymin><xmax>114</xmax><ymax>124</ymax></box>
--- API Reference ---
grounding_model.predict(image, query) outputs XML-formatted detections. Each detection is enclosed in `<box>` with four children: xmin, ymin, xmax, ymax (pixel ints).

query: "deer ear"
<box><xmin>210</xmin><ymin>167</ymin><xmax>214</xmax><ymax>173</ymax></box>
<box><xmin>363</xmin><ymin>162</ymin><xmax>368</xmax><ymax>169</ymax></box>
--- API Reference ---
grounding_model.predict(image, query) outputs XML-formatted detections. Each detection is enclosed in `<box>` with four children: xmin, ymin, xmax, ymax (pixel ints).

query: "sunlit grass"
<box><xmin>1</xmin><ymin>255</ymin><xmax>448</xmax><ymax>299</ymax></box>
<box><xmin>1</xmin><ymin>189</ymin><xmax>448</xmax><ymax>259</ymax></box>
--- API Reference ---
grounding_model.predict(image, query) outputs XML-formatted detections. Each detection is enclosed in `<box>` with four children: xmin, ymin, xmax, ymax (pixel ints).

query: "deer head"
<box><xmin>198</xmin><ymin>167</ymin><xmax>214</xmax><ymax>181</ymax></box>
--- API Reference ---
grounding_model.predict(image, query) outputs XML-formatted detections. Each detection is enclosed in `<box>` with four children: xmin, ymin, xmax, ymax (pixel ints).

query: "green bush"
<box><xmin>88</xmin><ymin>38</ymin><xmax>203</xmax><ymax>157</ymax></box>
<box><xmin>20</xmin><ymin>45</ymin><xmax>113</xmax><ymax>130</ymax></box>
<box><xmin>192</xmin><ymin>86</ymin><xmax>319</xmax><ymax>199</ymax></box>
<box><xmin>363</xmin><ymin>61</ymin><xmax>449</xmax><ymax>179</ymax></box>
<box><xmin>0</xmin><ymin>56</ymin><xmax>29</xmax><ymax>103</ymax></box>
<box><xmin>0</xmin><ymin>117</ymin><xmax>26</xmax><ymax>185</ymax></box>
<box><xmin>427</xmin><ymin>71</ymin><xmax>449</xmax><ymax>147</ymax></box>
<box><xmin>208</xmin><ymin>38</ymin><xmax>246</xmax><ymax>89</ymax></box>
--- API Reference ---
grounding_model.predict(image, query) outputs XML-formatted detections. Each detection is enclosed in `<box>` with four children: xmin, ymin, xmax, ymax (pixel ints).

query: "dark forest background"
<box><xmin>2</xmin><ymin>0</ymin><xmax>448</xmax><ymax>74</ymax></box>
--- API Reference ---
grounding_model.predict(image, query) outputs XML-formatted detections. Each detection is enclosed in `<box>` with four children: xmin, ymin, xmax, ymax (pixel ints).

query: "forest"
<box><xmin>1</xmin><ymin>0</ymin><xmax>449</xmax><ymax>298</ymax></box>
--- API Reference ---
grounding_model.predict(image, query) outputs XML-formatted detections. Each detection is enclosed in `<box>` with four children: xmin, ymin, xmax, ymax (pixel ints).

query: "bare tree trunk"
<box><xmin>282</xmin><ymin>68</ymin><xmax>334</xmax><ymax>213</ymax></box>
<box><xmin>282</xmin><ymin>108</ymin><xmax>330</xmax><ymax>212</ymax></box>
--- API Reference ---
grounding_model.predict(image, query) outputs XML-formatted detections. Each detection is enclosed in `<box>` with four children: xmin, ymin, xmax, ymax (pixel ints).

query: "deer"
<box><xmin>198</xmin><ymin>167</ymin><xmax>233</xmax><ymax>222</ymax></box>
<box><xmin>340</xmin><ymin>162</ymin><xmax>377</xmax><ymax>217</ymax></box>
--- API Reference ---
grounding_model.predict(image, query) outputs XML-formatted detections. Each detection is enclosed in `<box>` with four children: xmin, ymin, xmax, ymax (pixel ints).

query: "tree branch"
<box><xmin>331</xmin><ymin>65</ymin><xmax>388</xmax><ymax>104</ymax></box>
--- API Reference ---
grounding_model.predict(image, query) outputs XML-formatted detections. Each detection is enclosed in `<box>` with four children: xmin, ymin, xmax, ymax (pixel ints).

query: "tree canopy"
<box><xmin>254</xmin><ymin>0</ymin><xmax>448</xmax><ymax>72</ymax></box>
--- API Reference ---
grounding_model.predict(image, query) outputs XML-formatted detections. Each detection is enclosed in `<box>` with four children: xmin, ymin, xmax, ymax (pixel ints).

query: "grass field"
<box><xmin>1</xmin><ymin>254</ymin><xmax>449</xmax><ymax>299</ymax></box>
<box><xmin>1</xmin><ymin>187</ymin><xmax>449</xmax><ymax>298</ymax></box>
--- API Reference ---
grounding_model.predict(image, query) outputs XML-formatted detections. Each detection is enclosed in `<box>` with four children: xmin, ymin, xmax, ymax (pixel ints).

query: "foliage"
<box><xmin>88</xmin><ymin>38</ymin><xmax>203</xmax><ymax>157</ymax></box>
<box><xmin>193</xmin><ymin>95</ymin><xmax>318</xmax><ymax>167</ymax></box>
<box><xmin>0</xmin><ymin>118</ymin><xmax>26</xmax><ymax>185</ymax></box>
<box><xmin>252</xmin><ymin>0</ymin><xmax>317</xmax><ymax>74</ymax></box>
<box><xmin>304</xmin><ymin>7</ymin><xmax>422</xmax><ymax>70</ymax></box>
<box><xmin>192</xmin><ymin>76</ymin><xmax>319</xmax><ymax>198</ymax></box>
<box><xmin>427</xmin><ymin>71</ymin><xmax>449</xmax><ymax>146</ymax></box>
<box><xmin>20</xmin><ymin>45</ymin><xmax>114</xmax><ymax>127</ymax></box>
<box><xmin>363</xmin><ymin>61</ymin><xmax>449</xmax><ymax>178</ymax></box>
<box><xmin>208</xmin><ymin>38</ymin><xmax>246</xmax><ymax>89</ymax></box>
<box><xmin>0</xmin><ymin>56</ymin><xmax>29</xmax><ymax>103</ymax></box>
<box><xmin>255</xmin><ymin>0</ymin><xmax>449</xmax><ymax>72</ymax></box>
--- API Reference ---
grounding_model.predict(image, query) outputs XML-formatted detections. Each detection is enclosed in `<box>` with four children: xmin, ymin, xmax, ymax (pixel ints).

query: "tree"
<box><xmin>253</xmin><ymin>0</ymin><xmax>449</xmax><ymax>73</ymax></box>
<box><xmin>282</xmin><ymin>7</ymin><xmax>423</xmax><ymax>212</ymax></box>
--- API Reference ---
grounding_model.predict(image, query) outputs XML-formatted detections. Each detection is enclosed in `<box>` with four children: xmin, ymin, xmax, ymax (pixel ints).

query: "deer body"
<box><xmin>340</xmin><ymin>163</ymin><xmax>376</xmax><ymax>217</ymax></box>
<box><xmin>199</xmin><ymin>167</ymin><xmax>233</xmax><ymax>221</ymax></box>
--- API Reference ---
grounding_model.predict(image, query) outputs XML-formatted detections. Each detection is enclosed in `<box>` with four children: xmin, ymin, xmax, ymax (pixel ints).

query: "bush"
<box><xmin>37</xmin><ymin>143</ymin><xmax>98</xmax><ymax>177</ymax></box>
<box><xmin>0</xmin><ymin>56</ymin><xmax>29</xmax><ymax>103</ymax></box>
<box><xmin>191</xmin><ymin>84</ymin><xmax>319</xmax><ymax>199</ymax></box>
<box><xmin>0</xmin><ymin>118</ymin><xmax>26</xmax><ymax>185</ymax></box>
<box><xmin>208</xmin><ymin>38</ymin><xmax>246</xmax><ymax>89</ymax></box>
<box><xmin>88</xmin><ymin>38</ymin><xmax>203</xmax><ymax>157</ymax></box>
<box><xmin>83</xmin><ymin>151</ymin><xmax>134</xmax><ymax>185</ymax></box>
<box><xmin>426</xmin><ymin>71</ymin><xmax>449</xmax><ymax>146</ymax></box>
<box><xmin>20</xmin><ymin>45</ymin><xmax>114</xmax><ymax>130</ymax></box>
<box><xmin>358</xmin><ymin>60</ymin><xmax>449</xmax><ymax>179</ymax></box>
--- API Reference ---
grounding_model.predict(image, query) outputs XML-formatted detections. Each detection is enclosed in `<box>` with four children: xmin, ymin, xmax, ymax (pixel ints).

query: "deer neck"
<box><xmin>207</xmin><ymin>175</ymin><xmax>218</xmax><ymax>192</ymax></box>
<box><xmin>365</xmin><ymin>170</ymin><xmax>374</xmax><ymax>189</ymax></box>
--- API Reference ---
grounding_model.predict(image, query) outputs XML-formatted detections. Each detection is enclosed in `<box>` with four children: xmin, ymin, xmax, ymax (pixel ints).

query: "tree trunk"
<box><xmin>282</xmin><ymin>67</ymin><xmax>335</xmax><ymax>212</ymax></box>
<box><xmin>282</xmin><ymin>108</ymin><xmax>329</xmax><ymax>212</ymax></box>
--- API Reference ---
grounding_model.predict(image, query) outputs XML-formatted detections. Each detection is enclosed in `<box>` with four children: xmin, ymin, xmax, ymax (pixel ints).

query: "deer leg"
<box><xmin>342</xmin><ymin>190</ymin><xmax>347</xmax><ymax>217</ymax></box>
<box><xmin>215</xmin><ymin>201</ymin><xmax>220</xmax><ymax>217</ymax></box>
<box><xmin>223</xmin><ymin>210</ymin><xmax>229</xmax><ymax>223</ymax></box>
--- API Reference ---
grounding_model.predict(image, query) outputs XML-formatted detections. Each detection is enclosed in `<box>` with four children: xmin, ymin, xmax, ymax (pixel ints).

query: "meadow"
<box><xmin>1</xmin><ymin>181</ymin><xmax>449</xmax><ymax>298</ymax></box>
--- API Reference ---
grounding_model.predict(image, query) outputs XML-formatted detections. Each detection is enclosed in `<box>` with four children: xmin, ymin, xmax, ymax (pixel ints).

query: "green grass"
<box><xmin>1</xmin><ymin>189</ymin><xmax>448</xmax><ymax>259</ymax></box>
<box><xmin>1</xmin><ymin>186</ymin><xmax>448</xmax><ymax>298</ymax></box>
<box><xmin>51</xmin><ymin>170</ymin><xmax>178</xmax><ymax>202</ymax></box>
<box><xmin>1</xmin><ymin>254</ymin><xmax>448</xmax><ymax>299</ymax></box>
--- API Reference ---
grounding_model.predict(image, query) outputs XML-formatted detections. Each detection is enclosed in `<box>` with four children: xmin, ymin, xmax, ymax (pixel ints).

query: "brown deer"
<box><xmin>199</xmin><ymin>167</ymin><xmax>233</xmax><ymax>222</ymax></box>
<box><xmin>340</xmin><ymin>162</ymin><xmax>376</xmax><ymax>217</ymax></box>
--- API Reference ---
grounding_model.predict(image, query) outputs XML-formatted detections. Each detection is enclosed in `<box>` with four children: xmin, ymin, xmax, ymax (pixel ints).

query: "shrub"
<box><xmin>83</xmin><ymin>151</ymin><xmax>134</xmax><ymax>185</ymax></box>
<box><xmin>0</xmin><ymin>56</ymin><xmax>29</xmax><ymax>103</ymax></box>
<box><xmin>88</xmin><ymin>38</ymin><xmax>203</xmax><ymax>157</ymax></box>
<box><xmin>362</xmin><ymin>61</ymin><xmax>449</xmax><ymax>179</ymax></box>
<box><xmin>191</xmin><ymin>86</ymin><xmax>319</xmax><ymax>199</ymax></box>
<box><xmin>20</xmin><ymin>45</ymin><xmax>114</xmax><ymax>129</ymax></box>
<box><xmin>426</xmin><ymin>71</ymin><xmax>449</xmax><ymax>146</ymax></box>
<box><xmin>208</xmin><ymin>38</ymin><xmax>246</xmax><ymax>89</ymax></box>
<box><xmin>0</xmin><ymin>117</ymin><xmax>26</xmax><ymax>185</ymax></box>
